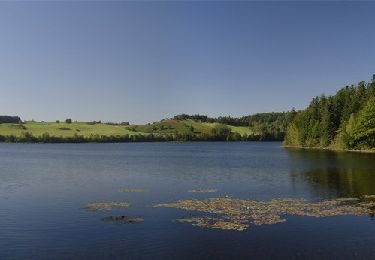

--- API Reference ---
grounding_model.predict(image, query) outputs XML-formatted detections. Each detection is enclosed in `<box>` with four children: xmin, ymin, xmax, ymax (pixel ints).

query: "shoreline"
<box><xmin>283</xmin><ymin>145</ymin><xmax>375</xmax><ymax>154</ymax></box>
<box><xmin>0</xmin><ymin>139</ymin><xmax>283</xmax><ymax>144</ymax></box>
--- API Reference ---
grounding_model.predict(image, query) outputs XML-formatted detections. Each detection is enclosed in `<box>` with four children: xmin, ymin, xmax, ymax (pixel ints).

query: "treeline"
<box><xmin>173</xmin><ymin>112</ymin><xmax>296</xmax><ymax>127</ymax></box>
<box><xmin>284</xmin><ymin>77</ymin><xmax>375</xmax><ymax>150</ymax></box>
<box><xmin>0</xmin><ymin>131</ymin><xmax>277</xmax><ymax>143</ymax></box>
<box><xmin>173</xmin><ymin>111</ymin><xmax>296</xmax><ymax>141</ymax></box>
<box><xmin>0</xmin><ymin>116</ymin><xmax>21</xmax><ymax>124</ymax></box>
<box><xmin>0</xmin><ymin>132</ymin><xmax>169</xmax><ymax>143</ymax></box>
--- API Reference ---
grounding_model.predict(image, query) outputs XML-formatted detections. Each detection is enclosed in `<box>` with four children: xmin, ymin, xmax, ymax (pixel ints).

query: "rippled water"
<box><xmin>1</xmin><ymin>142</ymin><xmax>375</xmax><ymax>259</ymax></box>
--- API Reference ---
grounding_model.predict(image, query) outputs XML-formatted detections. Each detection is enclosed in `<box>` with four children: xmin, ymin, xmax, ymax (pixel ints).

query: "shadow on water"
<box><xmin>286</xmin><ymin>148</ymin><xmax>375</xmax><ymax>198</ymax></box>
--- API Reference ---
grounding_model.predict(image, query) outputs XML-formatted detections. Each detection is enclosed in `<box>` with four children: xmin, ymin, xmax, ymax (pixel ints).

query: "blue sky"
<box><xmin>0</xmin><ymin>2</ymin><xmax>374</xmax><ymax>123</ymax></box>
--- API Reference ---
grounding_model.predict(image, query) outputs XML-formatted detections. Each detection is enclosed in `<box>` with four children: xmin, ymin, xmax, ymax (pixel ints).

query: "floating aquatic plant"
<box><xmin>176</xmin><ymin>216</ymin><xmax>248</xmax><ymax>231</ymax></box>
<box><xmin>155</xmin><ymin>197</ymin><xmax>375</xmax><ymax>231</ymax></box>
<box><xmin>83</xmin><ymin>201</ymin><xmax>130</xmax><ymax>211</ymax></box>
<box><xmin>101</xmin><ymin>216</ymin><xmax>144</xmax><ymax>224</ymax></box>
<box><xmin>188</xmin><ymin>189</ymin><xmax>217</xmax><ymax>193</ymax></box>
<box><xmin>118</xmin><ymin>188</ymin><xmax>146</xmax><ymax>193</ymax></box>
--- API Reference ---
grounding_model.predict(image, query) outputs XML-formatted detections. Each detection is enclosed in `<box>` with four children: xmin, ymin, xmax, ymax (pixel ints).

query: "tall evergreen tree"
<box><xmin>352</xmin><ymin>96</ymin><xmax>375</xmax><ymax>148</ymax></box>
<box><xmin>284</xmin><ymin>77</ymin><xmax>375</xmax><ymax>150</ymax></box>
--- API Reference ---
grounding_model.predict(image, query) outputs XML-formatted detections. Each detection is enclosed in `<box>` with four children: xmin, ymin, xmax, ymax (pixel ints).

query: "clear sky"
<box><xmin>0</xmin><ymin>2</ymin><xmax>374</xmax><ymax>123</ymax></box>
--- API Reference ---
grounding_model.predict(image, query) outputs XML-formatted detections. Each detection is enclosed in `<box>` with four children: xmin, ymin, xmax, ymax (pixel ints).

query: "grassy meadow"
<box><xmin>0</xmin><ymin>121</ymin><xmax>139</xmax><ymax>138</ymax></box>
<box><xmin>130</xmin><ymin>119</ymin><xmax>254</xmax><ymax>136</ymax></box>
<box><xmin>0</xmin><ymin>119</ymin><xmax>256</xmax><ymax>142</ymax></box>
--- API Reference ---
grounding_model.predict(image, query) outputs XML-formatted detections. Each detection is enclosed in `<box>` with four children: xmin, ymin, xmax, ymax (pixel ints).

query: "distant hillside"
<box><xmin>0</xmin><ymin>112</ymin><xmax>293</xmax><ymax>143</ymax></box>
<box><xmin>284</xmin><ymin>76</ymin><xmax>375</xmax><ymax>150</ymax></box>
<box><xmin>172</xmin><ymin>112</ymin><xmax>296</xmax><ymax>140</ymax></box>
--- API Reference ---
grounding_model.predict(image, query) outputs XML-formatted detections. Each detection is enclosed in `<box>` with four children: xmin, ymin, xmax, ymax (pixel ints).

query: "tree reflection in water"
<box><xmin>287</xmin><ymin>148</ymin><xmax>375</xmax><ymax>198</ymax></box>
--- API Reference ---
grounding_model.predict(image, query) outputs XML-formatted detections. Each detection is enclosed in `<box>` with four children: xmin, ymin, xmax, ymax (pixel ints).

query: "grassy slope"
<box><xmin>131</xmin><ymin>119</ymin><xmax>254</xmax><ymax>136</ymax></box>
<box><xmin>227</xmin><ymin>125</ymin><xmax>255</xmax><ymax>136</ymax></box>
<box><xmin>0</xmin><ymin>119</ymin><xmax>254</xmax><ymax>138</ymax></box>
<box><xmin>0</xmin><ymin>122</ymin><xmax>139</xmax><ymax>137</ymax></box>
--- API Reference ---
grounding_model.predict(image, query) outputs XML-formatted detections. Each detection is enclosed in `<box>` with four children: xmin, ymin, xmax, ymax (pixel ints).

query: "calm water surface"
<box><xmin>1</xmin><ymin>142</ymin><xmax>375</xmax><ymax>259</ymax></box>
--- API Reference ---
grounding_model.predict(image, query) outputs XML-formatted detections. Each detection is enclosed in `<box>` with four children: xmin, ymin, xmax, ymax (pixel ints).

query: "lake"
<box><xmin>1</xmin><ymin>142</ymin><xmax>375</xmax><ymax>259</ymax></box>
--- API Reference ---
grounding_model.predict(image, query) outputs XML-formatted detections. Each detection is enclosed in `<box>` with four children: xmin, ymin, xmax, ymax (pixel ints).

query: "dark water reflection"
<box><xmin>287</xmin><ymin>148</ymin><xmax>375</xmax><ymax>199</ymax></box>
<box><xmin>1</xmin><ymin>143</ymin><xmax>375</xmax><ymax>259</ymax></box>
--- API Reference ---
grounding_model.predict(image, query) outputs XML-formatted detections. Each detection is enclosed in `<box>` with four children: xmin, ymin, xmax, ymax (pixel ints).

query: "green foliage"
<box><xmin>65</xmin><ymin>118</ymin><xmax>72</xmax><ymax>124</ymax></box>
<box><xmin>351</xmin><ymin>96</ymin><xmax>375</xmax><ymax>148</ymax></box>
<box><xmin>172</xmin><ymin>111</ymin><xmax>296</xmax><ymax>141</ymax></box>
<box><xmin>0</xmin><ymin>116</ymin><xmax>21</xmax><ymax>124</ymax></box>
<box><xmin>285</xmin><ymin>78</ymin><xmax>375</xmax><ymax>150</ymax></box>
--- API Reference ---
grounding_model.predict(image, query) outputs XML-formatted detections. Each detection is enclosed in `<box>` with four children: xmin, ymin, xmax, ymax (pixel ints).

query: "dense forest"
<box><xmin>285</xmin><ymin>76</ymin><xmax>375</xmax><ymax>150</ymax></box>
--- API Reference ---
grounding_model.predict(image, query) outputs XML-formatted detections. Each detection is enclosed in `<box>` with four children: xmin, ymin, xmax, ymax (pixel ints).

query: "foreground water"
<box><xmin>1</xmin><ymin>142</ymin><xmax>375</xmax><ymax>259</ymax></box>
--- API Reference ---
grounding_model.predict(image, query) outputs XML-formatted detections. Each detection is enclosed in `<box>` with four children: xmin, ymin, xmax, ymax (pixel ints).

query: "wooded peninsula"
<box><xmin>1</xmin><ymin>75</ymin><xmax>374</xmax><ymax>152</ymax></box>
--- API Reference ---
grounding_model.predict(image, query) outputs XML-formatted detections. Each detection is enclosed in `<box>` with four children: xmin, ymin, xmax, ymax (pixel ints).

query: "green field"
<box><xmin>0</xmin><ymin>122</ymin><xmax>139</xmax><ymax>138</ymax></box>
<box><xmin>227</xmin><ymin>125</ymin><xmax>255</xmax><ymax>136</ymax></box>
<box><xmin>0</xmin><ymin>119</ymin><xmax>254</xmax><ymax>138</ymax></box>
<box><xmin>130</xmin><ymin>119</ymin><xmax>254</xmax><ymax>136</ymax></box>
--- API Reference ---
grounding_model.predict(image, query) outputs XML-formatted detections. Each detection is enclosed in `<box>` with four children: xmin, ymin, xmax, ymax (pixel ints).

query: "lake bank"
<box><xmin>284</xmin><ymin>145</ymin><xmax>375</xmax><ymax>154</ymax></box>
